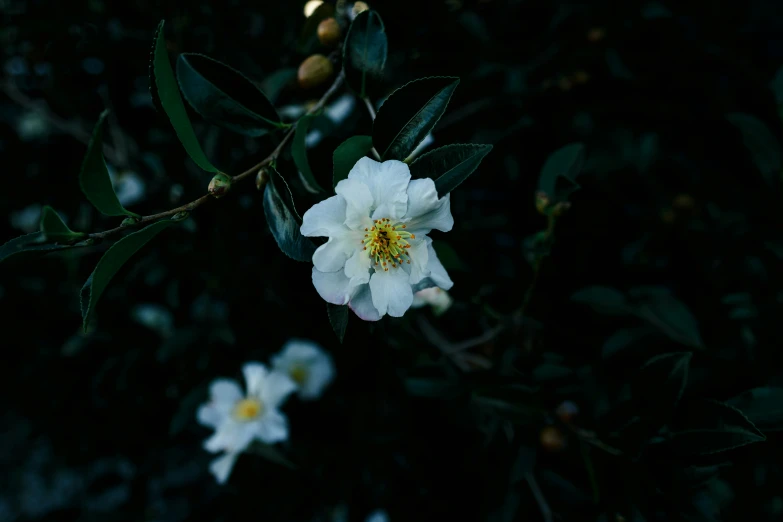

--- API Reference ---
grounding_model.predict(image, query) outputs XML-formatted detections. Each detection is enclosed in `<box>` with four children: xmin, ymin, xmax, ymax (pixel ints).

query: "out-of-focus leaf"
<box><xmin>333</xmin><ymin>135</ymin><xmax>373</xmax><ymax>188</ymax></box>
<box><xmin>343</xmin><ymin>9</ymin><xmax>387</xmax><ymax>97</ymax></box>
<box><xmin>404</xmin><ymin>377</ymin><xmax>463</xmax><ymax>399</ymax></box>
<box><xmin>81</xmin><ymin>217</ymin><xmax>184</xmax><ymax>331</ymax></box>
<box><xmin>410</xmin><ymin>143</ymin><xmax>493</xmax><ymax>198</ymax></box>
<box><xmin>727</xmin><ymin>387</ymin><xmax>783</xmax><ymax>432</ymax></box>
<box><xmin>247</xmin><ymin>441</ymin><xmax>297</xmax><ymax>470</ymax></box>
<box><xmin>432</xmin><ymin>241</ymin><xmax>468</xmax><ymax>272</ymax></box>
<box><xmin>261</xmin><ymin>68</ymin><xmax>298</xmax><ymax>104</ymax></box>
<box><xmin>632</xmin><ymin>352</ymin><xmax>691</xmax><ymax>418</ymax></box>
<box><xmin>571</xmin><ymin>286</ymin><xmax>631</xmax><ymax>316</ymax></box>
<box><xmin>538</xmin><ymin>142</ymin><xmax>585</xmax><ymax>204</ymax></box>
<box><xmin>601</xmin><ymin>326</ymin><xmax>655</xmax><ymax>358</ymax></box>
<box><xmin>373</xmin><ymin>77</ymin><xmax>459</xmax><ymax>161</ymax></box>
<box><xmin>40</xmin><ymin>206</ymin><xmax>85</xmax><ymax>242</ymax></box>
<box><xmin>0</xmin><ymin>232</ymin><xmax>76</xmax><ymax>264</ymax></box>
<box><xmin>176</xmin><ymin>53</ymin><xmax>284</xmax><ymax>137</ymax></box>
<box><xmin>262</xmin><ymin>168</ymin><xmax>316</xmax><ymax>262</ymax></box>
<box><xmin>79</xmin><ymin>111</ymin><xmax>140</xmax><ymax>217</ymax></box>
<box><xmin>292</xmin><ymin>114</ymin><xmax>324</xmax><ymax>193</ymax></box>
<box><xmin>726</xmin><ymin>113</ymin><xmax>781</xmax><ymax>185</ymax></box>
<box><xmin>327</xmin><ymin>303</ymin><xmax>348</xmax><ymax>343</ymax></box>
<box><xmin>151</xmin><ymin>20</ymin><xmax>217</xmax><ymax>172</ymax></box>
<box><xmin>632</xmin><ymin>292</ymin><xmax>704</xmax><ymax>349</ymax></box>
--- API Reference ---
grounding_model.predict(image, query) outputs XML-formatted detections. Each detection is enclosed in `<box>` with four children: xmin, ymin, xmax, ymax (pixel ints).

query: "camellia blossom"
<box><xmin>300</xmin><ymin>158</ymin><xmax>454</xmax><ymax>321</ymax></box>
<box><xmin>196</xmin><ymin>363</ymin><xmax>297</xmax><ymax>484</ymax></box>
<box><xmin>271</xmin><ymin>339</ymin><xmax>335</xmax><ymax>400</ymax></box>
<box><xmin>411</xmin><ymin>287</ymin><xmax>453</xmax><ymax>316</ymax></box>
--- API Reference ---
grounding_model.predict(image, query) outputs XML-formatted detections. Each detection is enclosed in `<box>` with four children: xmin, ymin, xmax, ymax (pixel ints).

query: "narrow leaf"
<box><xmin>333</xmin><ymin>135</ymin><xmax>373</xmax><ymax>188</ymax></box>
<box><xmin>292</xmin><ymin>114</ymin><xmax>324</xmax><ymax>193</ymax></box>
<box><xmin>40</xmin><ymin>206</ymin><xmax>85</xmax><ymax>241</ymax></box>
<box><xmin>0</xmin><ymin>232</ymin><xmax>75</xmax><ymax>264</ymax></box>
<box><xmin>81</xmin><ymin>217</ymin><xmax>183</xmax><ymax>331</ymax></box>
<box><xmin>633</xmin><ymin>292</ymin><xmax>704</xmax><ymax>349</ymax></box>
<box><xmin>571</xmin><ymin>286</ymin><xmax>631</xmax><ymax>316</ymax></box>
<box><xmin>262</xmin><ymin>168</ymin><xmax>316</xmax><ymax>262</ymax></box>
<box><xmin>373</xmin><ymin>77</ymin><xmax>459</xmax><ymax>161</ymax></box>
<box><xmin>727</xmin><ymin>387</ymin><xmax>783</xmax><ymax>432</ymax></box>
<box><xmin>726</xmin><ymin>112</ymin><xmax>782</xmax><ymax>185</ymax></box>
<box><xmin>538</xmin><ymin>143</ymin><xmax>585</xmax><ymax>203</ymax></box>
<box><xmin>343</xmin><ymin>9</ymin><xmax>388</xmax><ymax>98</ymax></box>
<box><xmin>410</xmin><ymin>143</ymin><xmax>493</xmax><ymax>197</ymax></box>
<box><xmin>151</xmin><ymin>20</ymin><xmax>217</xmax><ymax>172</ymax></box>
<box><xmin>633</xmin><ymin>352</ymin><xmax>692</xmax><ymax>416</ymax></box>
<box><xmin>176</xmin><ymin>53</ymin><xmax>284</xmax><ymax>137</ymax></box>
<box><xmin>326</xmin><ymin>303</ymin><xmax>349</xmax><ymax>343</ymax></box>
<box><xmin>79</xmin><ymin>111</ymin><xmax>140</xmax><ymax>217</ymax></box>
<box><xmin>601</xmin><ymin>326</ymin><xmax>655</xmax><ymax>358</ymax></box>
<box><xmin>664</xmin><ymin>399</ymin><xmax>766</xmax><ymax>456</ymax></box>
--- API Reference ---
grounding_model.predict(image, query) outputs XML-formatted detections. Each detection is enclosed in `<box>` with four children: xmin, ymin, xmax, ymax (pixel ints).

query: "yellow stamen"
<box><xmin>289</xmin><ymin>365</ymin><xmax>308</xmax><ymax>385</ymax></box>
<box><xmin>234</xmin><ymin>398</ymin><xmax>263</xmax><ymax>421</ymax></box>
<box><xmin>360</xmin><ymin>218</ymin><xmax>415</xmax><ymax>270</ymax></box>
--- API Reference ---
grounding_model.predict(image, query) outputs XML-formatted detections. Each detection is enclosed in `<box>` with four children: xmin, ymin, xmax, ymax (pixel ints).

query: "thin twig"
<box><xmin>525</xmin><ymin>472</ymin><xmax>553</xmax><ymax>522</ymax></box>
<box><xmin>86</xmin><ymin>72</ymin><xmax>346</xmax><ymax>242</ymax></box>
<box><xmin>361</xmin><ymin>96</ymin><xmax>382</xmax><ymax>160</ymax></box>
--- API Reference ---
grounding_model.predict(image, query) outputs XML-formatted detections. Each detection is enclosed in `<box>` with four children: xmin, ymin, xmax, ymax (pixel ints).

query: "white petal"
<box><xmin>300</xmin><ymin>194</ymin><xmax>349</xmax><ymax>237</ymax></box>
<box><xmin>407</xmin><ymin>238</ymin><xmax>430</xmax><ymax>285</ymax></box>
<box><xmin>312</xmin><ymin>232</ymin><xmax>361</xmax><ymax>273</ymax></box>
<box><xmin>242</xmin><ymin>362</ymin><xmax>269</xmax><ymax>398</ymax></box>
<box><xmin>348</xmin><ymin>283</ymin><xmax>382</xmax><ymax>321</ymax></box>
<box><xmin>209</xmin><ymin>451</ymin><xmax>239</xmax><ymax>485</ymax></box>
<box><xmin>404</xmin><ymin>179</ymin><xmax>453</xmax><ymax>234</ymax></box>
<box><xmin>347</xmin><ymin>157</ymin><xmax>410</xmax><ymax>220</ymax></box>
<box><xmin>335</xmin><ymin>178</ymin><xmax>374</xmax><ymax>230</ymax></box>
<box><xmin>312</xmin><ymin>267</ymin><xmax>353</xmax><ymax>305</ymax></box>
<box><xmin>369</xmin><ymin>268</ymin><xmax>414</xmax><ymax>317</ymax></box>
<box><xmin>411</xmin><ymin>243</ymin><xmax>454</xmax><ymax>292</ymax></box>
<box><xmin>344</xmin><ymin>248</ymin><xmax>372</xmax><ymax>288</ymax></box>
<box><xmin>203</xmin><ymin>420</ymin><xmax>257</xmax><ymax>454</ymax></box>
<box><xmin>274</xmin><ymin>339</ymin><xmax>322</xmax><ymax>363</ymax></box>
<box><xmin>197</xmin><ymin>404</ymin><xmax>225</xmax><ymax>429</ymax></box>
<box><xmin>255</xmin><ymin>409</ymin><xmax>289</xmax><ymax>444</ymax></box>
<box><xmin>301</xmin><ymin>353</ymin><xmax>336</xmax><ymax>401</ymax></box>
<box><xmin>260</xmin><ymin>371</ymin><xmax>298</xmax><ymax>408</ymax></box>
<box><xmin>210</xmin><ymin>379</ymin><xmax>243</xmax><ymax>408</ymax></box>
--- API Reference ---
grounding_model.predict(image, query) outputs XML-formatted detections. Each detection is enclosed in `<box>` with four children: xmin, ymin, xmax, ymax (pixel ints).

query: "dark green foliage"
<box><xmin>262</xmin><ymin>167</ymin><xmax>315</xmax><ymax>262</ymax></box>
<box><xmin>343</xmin><ymin>10</ymin><xmax>387</xmax><ymax>97</ymax></box>
<box><xmin>332</xmin><ymin>135</ymin><xmax>373</xmax><ymax>188</ymax></box>
<box><xmin>411</xmin><ymin>143</ymin><xmax>493</xmax><ymax>197</ymax></box>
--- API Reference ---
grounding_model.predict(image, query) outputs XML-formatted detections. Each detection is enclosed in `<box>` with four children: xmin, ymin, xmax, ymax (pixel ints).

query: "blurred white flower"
<box><xmin>197</xmin><ymin>363</ymin><xmax>297</xmax><ymax>484</ymax></box>
<box><xmin>271</xmin><ymin>339</ymin><xmax>335</xmax><ymax>400</ymax></box>
<box><xmin>301</xmin><ymin>158</ymin><xmax>454</xmax><ymax>321</ymax></box>
<box><xmin>107</xmin><ymin>165</ymin><xmax>146</xmax><ymax>207</ymax></box>
<box><xmin>303</xmin><ymin>0</ymin><xmax>323</xmax><ymax>17</ymax></box>
<box><xmin>411</xmin><ymin>287</ymin><xmax>453</xmax><ymax>316</ymax></box>
<box><xmin>10</xmin><ymin>203</ymin><xmax>43</xmax><ymax>233</ymax></box>
<box><xmin>17</xmin><ymin>111</ymin><xmax>50</xmax><ymax>141</ymax></box>
<box><xmin>366</xmin><ymin>510</ymin><xmax>390</xmax><ymax>522</ymax></box>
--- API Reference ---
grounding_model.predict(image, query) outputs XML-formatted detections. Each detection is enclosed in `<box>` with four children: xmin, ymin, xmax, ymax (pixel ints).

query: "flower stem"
<box><xmin>361</xmin><ymin>96</ymin><xmax>382</xmax><ymax>160</ymax></box>
<box><xmin>87</xmin><ymin>72</ymin><xmax>346</xmax><ymax>242</ymax></box>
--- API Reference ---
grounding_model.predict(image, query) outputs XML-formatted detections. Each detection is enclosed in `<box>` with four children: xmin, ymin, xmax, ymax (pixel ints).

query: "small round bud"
<box><xmin>558</xmin><ymin>76</ymin><xmax>573</xmax><ymax>92</ymax></box>
<box><xmin>535</xmin><ymin>191</ymin><xmax>550</xmax><ymax>215</ymax></box>
<box><xmin>660</xmin><ymin>207</ymin><xmax>676</xmax><ymax>224</ymax></box>
<box><xmin>256</xmin><ymin>168</ymin><xmax>270</xmax><ymax>191</ymax></box>
<box><xmin>539</xmin><ymin>425</ymin><xmax>566</xmax><ymax>452</ymax></box>
<box><xmin>298</xmin><ymin>54</ymin><xmax>334</xmax><ymax>89</ymax></box>
<box><xmin>572</xmin><ymin>70</ymin><xmax>590</xmax><ymax>84</ymax></box>
<box><xmin>352</xmin><ymin>1</ymin><xmax>369</xmax><ymax>17</ymax></box>
<box><xmin>587</xmin><ymin>27</ymin><xmax>606</xmax><ymax>43</ymax></box>
<box><xmin>208</xmin><ymin>172</ymin><xmax>232</xmax><ymax>198</ymax></box>
<box><xmin>555</xmin><ymin>400</ymin><xmax>579</xmax><ymax>423</ymax></box>
<box><xmin>551</xmin><ymin>201</ymin><xmax>571</xmax><ymax>217</ymax></box>
<box><xmin>317</xmin><ymin>17</ymin><xmax>342</xmax><ymax>46</ymax></box>
<box><xmin>121</xmin><ymin>217</ymin><xmax>140</xmax><ymax>227</ymax></box>
<box><xmin>672</xmin><ymin>193</ymin><xmax>695</xmax><ymax>211</ymax></box>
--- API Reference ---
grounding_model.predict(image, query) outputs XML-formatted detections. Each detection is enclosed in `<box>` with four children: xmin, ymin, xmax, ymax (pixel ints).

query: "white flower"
<box><xmin>411</xmin><ymin>287</ymin><xmax>453</xmax><ymax>316</ymax></box>
<box><xmin>271</xmin><ymin>339</ymin><xmax>335</xmax><ymax>400</ymax></box>
<box><xmin>300</xmin><ymin>158</ymin><xmax>454</xmax><ymax>321</ymax></box>
<box><xmin>196</xmin><ymin>363</ymin><xmax>297</xmax><ymax>484</ymax></box>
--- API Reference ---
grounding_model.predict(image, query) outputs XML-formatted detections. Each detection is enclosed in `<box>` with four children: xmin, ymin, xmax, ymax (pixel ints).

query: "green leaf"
<box><xmin>726</xmin><ymin>112</ymin><xmax>781</xmax><ymax>185</ymax></box>
<box><xmin>601</xmin><ymin>326</ymin><xmax>655</xmax><ymax>358</ymax></box>
<box><xmin>410</xmin><ymin>143</ymin><xmax>493</xmax><ymax>198</ymax></box>
<box><xmin>663</xmin><ymin>399</ymin><xmax>766</xmax><ymax>456</ymax></box>
<box><xmin>632</xmin><ymin>292</ymin><xmax>704</xmax><ymax>349</ymax></box>
<box><xmin>39</xmin><ymin>206</ymin><xmax>85</xmax><ymax>242</ymax></box>
<box><xmin>81</xmin><ymin>217</ymin><xmax>183</xmax><ymax>331</ymax></box>
<box><xmin>292</xmin><ymin>114</ymin><xmax>325</xmax><ymax>193</ymax></box>
<box><xmin>151</xmin><ymin>20</ymin><xmax>217</xmax><ymax>172</ymax></box>
<box><xmin>261</xmin><ymin>68</ymin><xmax>297</xmax><ymax>104</ymax></box>
<box><xmin>633</xmin><ymin>352</ymin><xmax>691</xmax><ymax>416</ymax></box>
<box><xmin>176</xmin><ymin>53</ymin><xmax>284</xmax><ymax>137</ymax></box>
<box><xmin>262</xmin><ymin>168</ymin><xmax>316</xmax><ymax>262</ymax></box>
<box><xmin>333</xmin><ymin>135</ymin><xmax>373</xmax><ymax>188</ymax></box>
<box><xmin>571</xmin><ymin>286</ymin><xmax>631</xmax><ymax>316</ymax></box>
<box><xmin>343</xmin><ymin>9</ymin><xmax>388</xmax><ymax>98</ymax></box>
<box><xmin>727</xmin><ymin>387</ymin><xmax>783</xmax><ymax>432</ymax></box>
<box><xmin>327</xmin><ymin>303</ymin><xmax>348</xmax><ymax>343</ymax></box>
<box><xmin>79</xmin><ymin>111</ymin><xmax>140</xmax><ymax>217</ymax></box>
<box><xmin>431</xmin><ymin>241</ymin><xmax>468</xmax><ymax>272</ymax></box>
<box><xmin>538</xmin><ymin>143</ymin><xmax>585</xmax><ymax>203</ymax></box>
<box><xmin>373</xmin><ymin>77</ymin><xmax>460</xmax><ymax>161</ymax></box>
<box><xmin>247</xmin><ymin>441</ymin><xmax>297</xmax><ymax>470</ymax></box>
<box><xmin>0</xmin><ymin>232</ymin><xmax>76</xmax><ymax>264</ymax></box>
<box><xmin>471</xmin><ymin>383</ymin><xmax>543</xmax><ymax>424</ymax></box>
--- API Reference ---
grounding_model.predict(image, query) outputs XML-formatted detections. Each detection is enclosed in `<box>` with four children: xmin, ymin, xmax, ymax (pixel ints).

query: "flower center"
<box><xmin>289</xmin><ymin>365</ymin><xmax>308</xmax><ymax>385</ymax></box>
<box><xmin>234</xmin><ymin>398</ymin><xmax>263</xmax><ymax>421</ymax></box>
<box><xmin>361</xmin><ymin>218</ymin><xmax>416</xmax><ymax>271</ymax></box>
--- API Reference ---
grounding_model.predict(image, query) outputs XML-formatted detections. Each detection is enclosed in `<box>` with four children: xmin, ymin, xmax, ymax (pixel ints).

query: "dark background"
<box><xmin>2</xmin><ymin>0</ymin><xmax>783</xmax><ymax>520</ymax></box>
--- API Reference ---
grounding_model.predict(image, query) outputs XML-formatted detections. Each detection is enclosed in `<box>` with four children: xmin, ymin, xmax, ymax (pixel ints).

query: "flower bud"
<box><xmin>672</xmin><ymin>193</ymin><xmax>695</xmax><ymax>211</ymax></box>
<box><xmin>558</xmin><ymin>76</ymin><xmax>573</xmax><ymax>92</ymax></box>
<box><xmin>121</xmin><ymin>216</ymin><xmax>140</xmax><ymax>227</ymax></box>
<box><xmin>317</xmin><ymin>17</ymin><xmax>342</xmax><ymax>46</ymax></box>
<box><xmin>539</xmin><ymin>425</ymin><xmax>566</xmax><ymax>452</ymax></box>
<box><xmin>535</xmin><ymin>191</ymin><xmax>550</xmax><ymax>215</ymax></box>
<box><xmin>256</xmin><ymin>168</ymin><xmax>270</xmax><ymax>191</ymax></box>
<box><xmin>352</xmin><ymin>1</ymin><xmax>369</xmax><ymax>17</ymax></box>
<box><xmin>298</xmin><ymin>54</ymin><xmax>334</xmax><ymax>89</ymax></box>
<box><xmin>208</xmin><ymin>173</ymin><xmax>232</xmax><ymax>198</ymax></box>
<box><xmin>572</xmin><ymin>70</ymin><xmax>590</xmax><ymax>84</ymax></box>
<box><xmin>587</xmin><ymin>27</ymin><xmax>606</xmax><ymax>43</ymax></box>
<box><xmin>555</xmin><ymin>400</ymin><xmax>579</xmax><ymax>423</ymax></box>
